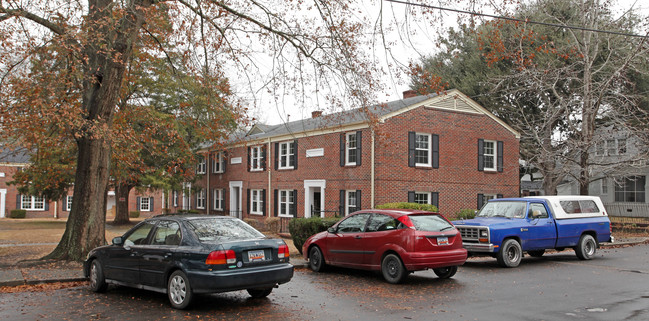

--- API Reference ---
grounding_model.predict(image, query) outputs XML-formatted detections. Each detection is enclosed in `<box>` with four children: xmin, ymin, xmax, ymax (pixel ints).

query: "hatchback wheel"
<box><xmin>89</xmin><ymin>260</ymin><xmax>108</xmax><ymax>292</ymax></box>
<box><xmin>247</xmin><ymin>287</ymin><xmax>273</xmax><ymax>298</ymax></box>
<box><xmin>168</xmin><ymin>270</ymin><xmax>193</xmax><ymax>309</ymax></box>
<box><xmin>381</xmin><ymin>254</ymin><xmax>407</xmax><ymax>284</ymax></box>
<box><xmin>433</xmin><ymin>266</ymin><xmax>458</xmax><ymax>279</ymax></box>
<box><xmin>308</xmin><ymin>246</ymin><xmax>326</xmax><ymax>272</ymax></box>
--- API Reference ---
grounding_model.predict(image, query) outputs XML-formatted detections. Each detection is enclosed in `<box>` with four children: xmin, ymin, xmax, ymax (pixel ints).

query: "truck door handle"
<box><xmin>547</xmin><ymin>222</ymin><xmax>553</xmax><ymax>225</ymax></box>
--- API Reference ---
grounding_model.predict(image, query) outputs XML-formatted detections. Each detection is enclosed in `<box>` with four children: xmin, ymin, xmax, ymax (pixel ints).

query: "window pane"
<box><xmin>408</xmin><ymin>214</ymin><xmax>453</xmax><ymax>232</ymax></box>
<box><xmin>336</xmin><ymin>213</ymin><xmax>370</xmax><ymax>233</ymax></box>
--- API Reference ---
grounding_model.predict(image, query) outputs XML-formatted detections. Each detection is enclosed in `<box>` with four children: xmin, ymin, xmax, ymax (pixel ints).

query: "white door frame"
<box><xmin>304</xmin><ymin>180</ymin><xmax>326</xmax><ymax>218</ymax></box>
<box><xmin>0</xmin><ymin>189</ymin><xmax>6</xmax><ymax>218</ymax></box>
<box><xmin>229</xmin><ymin>181</ymin><xmax>243</xmax><ymax>219</ymax></box>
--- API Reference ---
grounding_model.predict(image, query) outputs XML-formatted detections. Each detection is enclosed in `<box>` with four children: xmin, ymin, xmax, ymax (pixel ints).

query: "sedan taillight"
<box><xmin>278</xmin><ymin>244</ymin><xmax>290</xmax><ymax>259</ymax></box>
<box><xmin>206</xmin><ymin>250</ymin><xmax>236</xmax><ymax>265</ymax></box>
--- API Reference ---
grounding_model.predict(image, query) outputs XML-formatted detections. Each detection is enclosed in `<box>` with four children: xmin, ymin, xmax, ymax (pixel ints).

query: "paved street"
<box><xmin>1</xmin><ymin>244</ymin><xmax>648</xmax><ymax>321</ymax></box>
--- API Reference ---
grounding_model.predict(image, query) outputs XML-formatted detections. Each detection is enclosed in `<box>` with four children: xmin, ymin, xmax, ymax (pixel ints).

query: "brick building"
<box><xmin>0</xmin><ymin>147</ymin><xmax>165</xmax><ymax>219</ymax></box>
<box><xmin>187</xmin><ymin>90</ymin><xmax>520</xmax><ymax>227</ymax></box>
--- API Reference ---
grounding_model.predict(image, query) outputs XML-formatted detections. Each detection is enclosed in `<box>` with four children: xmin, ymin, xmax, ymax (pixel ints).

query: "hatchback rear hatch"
<box><xmin>406</xmin><ymin>214</ymin><xmax>462</xmax><ymax>252</ymax></box>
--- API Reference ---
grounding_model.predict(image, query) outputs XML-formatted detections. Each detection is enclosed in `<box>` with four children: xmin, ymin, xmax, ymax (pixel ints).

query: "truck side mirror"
<box><xmin>530</xmin><ymin>210</ymin><xmax>541</xmax><ymax>219</ymax></box>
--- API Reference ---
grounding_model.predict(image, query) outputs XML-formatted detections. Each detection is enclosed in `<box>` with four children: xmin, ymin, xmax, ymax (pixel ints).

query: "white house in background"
<box><xmin>557</xmin><ymin>126</ymin><xmax>648</xmax><ymax>218</ymax></box>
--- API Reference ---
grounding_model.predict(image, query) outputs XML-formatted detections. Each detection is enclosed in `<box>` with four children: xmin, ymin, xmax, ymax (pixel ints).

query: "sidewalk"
<box><xmin>0</xmin><ymin>238</ymin><xmax>644</xmax><ymax>288</ymax></box>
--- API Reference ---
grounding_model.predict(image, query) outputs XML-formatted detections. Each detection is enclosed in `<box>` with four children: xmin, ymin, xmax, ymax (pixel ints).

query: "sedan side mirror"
<box><xmin>112</xmin><ymin>236</ymin><xmax>124</xmax><ymax>246</ymax></box>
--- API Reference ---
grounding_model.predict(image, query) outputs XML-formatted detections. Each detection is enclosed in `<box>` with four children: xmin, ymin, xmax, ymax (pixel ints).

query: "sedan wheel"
<box><xmin>433</xmin><ymin>266</ymin><xmax>458</xmax><ymax>279</ymax></box>
<box><xmin>89</xmin><ymin>260</ymin><xmax>108</xmax><ymax>292</ymax></box>
<box><xmin>381</xmin><ymin>254</ymin><xmax>407</xmax><ymax>284</ymax></box>
<box><xmin>308</xmin><ymin>246</ymin><xmax>326</xmax><ymax>272</ymax></box>
<box><xmin>247</xmin><ymin>287</ymin><xmax>273</xmax><ymax>298</ymax></box>
<box><xmin>168</xmin><ymin>270</ymin><xmax>193</xmax><ymax>309</ymax></box>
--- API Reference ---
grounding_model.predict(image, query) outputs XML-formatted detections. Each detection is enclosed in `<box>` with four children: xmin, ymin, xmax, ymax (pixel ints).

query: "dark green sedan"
<box><xmin>84</xmin><ymin>214</ymin><xmax>293</xmax><ymax>309</ymax></box>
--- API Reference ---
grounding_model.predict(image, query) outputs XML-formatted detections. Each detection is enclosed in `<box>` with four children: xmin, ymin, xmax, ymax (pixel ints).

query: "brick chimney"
<box><xmin>403</xmin><ymin>90</ymin><xmax>418</xmax><ymax>99</ymax></box>
<box><xmin>312</xmin><ymin>110</ymin><xmax>323</xmax><ymax>118</ymax></box>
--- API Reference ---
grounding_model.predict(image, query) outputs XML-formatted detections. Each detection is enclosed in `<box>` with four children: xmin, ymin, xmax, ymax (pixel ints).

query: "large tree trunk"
<box><xmin>113</xmin><ymin>183</ymin><xmax>132</xmax><ymax>225</ymax></box>
<box><xmin>44</xmin><ymin>0</ymin><xmax>153</xmax><ymax>261</ymax></box>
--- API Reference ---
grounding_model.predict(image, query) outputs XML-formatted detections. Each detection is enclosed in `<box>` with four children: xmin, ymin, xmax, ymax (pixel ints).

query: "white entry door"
<box><xmin>0</xmin><ymin>189</ymin><xmax>6</xmax><ymax>218</ymax></box>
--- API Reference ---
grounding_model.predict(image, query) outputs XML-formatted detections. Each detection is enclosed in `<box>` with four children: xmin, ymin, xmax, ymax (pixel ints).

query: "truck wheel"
<box><xmin>527</xmin><ymin>250</ymin><xmax>545</xmax><ymax>257</ymax></box>
<box><xmin>575</xmin><ymin>234</ymin><xmax>597</xmax><ymax>260</ymax></box>
<box><xmin>497</xmin><ymin>239</ymin><xmax>522</xmax><ymax>268</ymax></box>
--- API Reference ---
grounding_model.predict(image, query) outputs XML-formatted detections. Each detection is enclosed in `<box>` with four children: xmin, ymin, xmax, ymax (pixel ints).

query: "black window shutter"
<box><xmin>247</xmin><ymin>147</ymin><xmax>251</xmax><ymax>172</ymax></box>
<box><xmin>292</xmin><ymin>140</ymin><xmax>298</xmax><ymax>169</ymax></box>
<box><xmin>44</xmin><ymin>199</ymin><xmax>49</xmax><ymax>211</ymax></box>
<box><xmin>356</xmin><ymin>190</ymin><xmax>361</xmax><ymax>212</ymax></box>
<box><xmin>478</xmin><ymin>139</ymin><xmax>485</xmax><ymax>171</ymax></box>
<box><xmin>261</xmin><ymin>146</ymin><xmax>267</xmax><ymax>170</ymax></box>
<box><xmin>274</xmin><ymin>189</ymin><xmax>278</xmax><ymax>217</ymax></box>
<box><xmin>62</xmin><ymin>197</ymin><xmax>67</xmax><ymax>211</ymax></box>
<box><xmin>432</xmin><ymin>192</ymin><xmax>439</xmax><ymax>209</ymax></box>
<box><xmin>340</xmin><ymin>133</ymin><xmax>345</xmax><ymax>166</ymax></box>
<box><xmin>262</xmin><ymin>189</ymin><xmax>266</xmax><ymax>215</ymax></box>
<box><xmin>432</xmin><ymin>134</ymin><xmax>439</xmax><ymax>169</ymax></box>
<box><xmin>17</xmin><ymin>194</ymin><xmax>21</xmax><ymax>209</ymax></box>
<box><xmin>222</xmin><ymin>188</ymin><xmax>227</xmax><ymax>212</ymax></box>
<box><xmin>150</xmin><ymin>197</ymin><xmax>154</xmax><ymax>211</ymax></box>
<box><xmin>497</xmin><ymin>141</ymin><xmax>504</xmax><ymax>172</ymax></box>
<box><xmin>497</xmin><ymin>194</ymin><xmax>503</xmax><ymax>199</ymax></box>
<box><xmin>477</xmin><ymin>194</ymin><xmax>484</xmax><ymax>210</ymax></box>
<box><xmin>339</xmin><ymin>190</ymin><xmax>345</xmax><ymax>216</ymax></box>
<box><xmin>136</xmin><ymin>197</ymin><xmax>141</xmax><ymax>211</ymax></box>
<box><xmin>274</xmin><ymin>142</ymin><xmax>279</xmax><ymax>170</ymax></box>
<box><xmin>246</xmin><ymin>188</ymin><xmax>250</xmax><ymax>214</ymax></box>
<box><xmin>408</xmin><ymin>131</ymin><xmax>416</xmax><ymax>167</ymax></box>
<box><xmin>222</xmin><ymin>152</ymin><xmax>226</xmax><ymax>173</ymax></box>
<box><xmin>356</xmin><ymin>131</ymin><xmax>362</xmax><ymax>166</ymax></box>
<box><xmin>408</xmin><ymin>191</ymin><xmax>415</xmax><ymax>203</ymax></box>
<box><xmin>292</xmin><ymin>189</ymin><xmax>298</xmax><ymax>217</ymax></box>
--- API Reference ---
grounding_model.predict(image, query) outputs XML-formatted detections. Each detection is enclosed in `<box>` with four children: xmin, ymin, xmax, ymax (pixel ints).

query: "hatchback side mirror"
<box><xmin>327</xmin><ymin>227</ymin><xmax>336</xmax><ymax>234</ymax></box>
<box><xmin>112</xmin><ymin>236</ymin><xmax>124</xmax><ymax>246</ymax></box>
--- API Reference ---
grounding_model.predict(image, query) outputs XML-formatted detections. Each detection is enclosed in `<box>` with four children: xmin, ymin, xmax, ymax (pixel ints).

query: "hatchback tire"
<box><xmin>381</xmin><ymin>254</ymin><xmax>407</xmax><ymax>284</ymax></box>
<box><xmin>247</xmin><ymin>287</ymin><xmax>273</xmax><ymax>298</ymax></box>
<box><xmin>308</xmin><ymin>246</ymin><xmax>326</xmax><ymax>272</ymax></box>
<box><xmin>168</xmin><ymin>270</ymin><xmax>193</xmax><ymax>309</ymax></box>
<box><xmin>89</xmin><ymin>260</ymin><xmax>108</xmax><ymax>293</ymax></box>
<box><xmin>497</xmin><ymin>239</ymin><xmax>522</xmax><ymax>268</ymax></box>
<box><xmin>433</xmin><ymin>266</ymin><xmax>458</xmax><ymax>279</ymax></box>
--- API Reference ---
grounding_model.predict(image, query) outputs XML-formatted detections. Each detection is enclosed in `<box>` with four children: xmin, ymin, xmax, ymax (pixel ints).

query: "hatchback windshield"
<box><xmin>477</xmin><ymin>201</ymin><xmax>526</xmax><ymax>218</ymax></box>
<box><xmin>187</xmin><ymin>218</ymin><xmax>265</xmax><ymax>243</ymax></box>
<box><xmin>408</xmin><ymin>214</ymin><xmax>454</xmax><ymax>232</ymax></box>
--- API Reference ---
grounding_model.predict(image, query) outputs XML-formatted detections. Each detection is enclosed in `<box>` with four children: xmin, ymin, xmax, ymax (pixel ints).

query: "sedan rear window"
<box><xmin>408</xmin><ymin>214</ymin><xmax>454</xmax><ymax>232</ymax></box>
<box><xmin>187</xmin><ymin>218</ymin><xmax>265</xmax><ymax>243</ymax></box>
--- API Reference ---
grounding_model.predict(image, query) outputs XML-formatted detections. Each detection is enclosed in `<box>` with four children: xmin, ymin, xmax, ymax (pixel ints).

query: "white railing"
<box><xmin>604</xmin><ymin>203</ymin><xmax>649</xmax><ymax>218</ymax></box>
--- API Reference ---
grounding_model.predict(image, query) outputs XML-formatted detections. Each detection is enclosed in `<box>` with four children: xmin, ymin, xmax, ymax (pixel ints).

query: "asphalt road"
<box><xmin>1</xmin><ymin>244</ymin><xmax>648</xmax><ymax>321</ymax></box>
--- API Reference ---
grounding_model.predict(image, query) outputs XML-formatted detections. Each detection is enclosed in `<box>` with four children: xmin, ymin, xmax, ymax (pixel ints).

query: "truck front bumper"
<box><xmin>462</xmin><ymin>242</ymin><xmax>496</xmax><ymax>253</ymax></box>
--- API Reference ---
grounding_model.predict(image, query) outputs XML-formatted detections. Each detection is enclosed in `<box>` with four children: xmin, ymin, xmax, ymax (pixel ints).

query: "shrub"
<box><xmin>265</xmin><ymin>217</ymin><xmax>280</xmax><ymax>234</ymax></box>
<box><xmin>9</xmin><ymin>209</ymin><xmax>26</xmax><ymax>219</ymax></box>
<box><xmin>289</xmin><ymin>217</ymin><xmax>340</xmax><ymax>255</ymax></box>
<box><xmin>129</xmin><ymin>211</ymin><xmax>140</xmax><ymax>218</ymax></box>
<box><xmin>456</xmin><ymin>208</ymin><xmax>477</xmax><ymax>220</ymax></box>
<box><xmin>187</xmin><ymin>209</ymin><xmax>201</xmax><ymax>214</ymax></box>
<box><xmin>376</xmin><ymin>202</ymin><xmax>438</xmax><ymax>212</ymax></box>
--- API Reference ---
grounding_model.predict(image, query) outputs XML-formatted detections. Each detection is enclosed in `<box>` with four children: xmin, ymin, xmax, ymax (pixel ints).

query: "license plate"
<box><xmin>437</xmin><ymin>237</ymin><xmax>449</xmax><ymax>246</ymax></box>
<box><xmin>248</xmin><ymin>250</ymin><xmax>265</xmax><ymax>262</ymax></box>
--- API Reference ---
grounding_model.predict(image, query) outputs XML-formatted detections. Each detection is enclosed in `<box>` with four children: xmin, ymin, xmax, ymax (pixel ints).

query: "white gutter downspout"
<box><xmin>206</xmin><ymin>151</ymin><xmax>210</xmax><ymax>215</ymax></box>
<box><xmin>371</xmin><ymin>128</ymin><xmax>375</xmax><ymax>208</ymax></box>
<box><xmin>267</xmin><ymin>138</ymin><xmax>272</xmax><ymax>218</ymax></box>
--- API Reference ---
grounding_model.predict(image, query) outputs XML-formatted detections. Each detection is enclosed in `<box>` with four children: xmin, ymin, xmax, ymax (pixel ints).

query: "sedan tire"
<box><xmin>381</xmin><ymin>254</ymin><xmax>407</xmax><ymax>284</ymax></box>
<box><xmin>308</xmin><ymin>246</ymin><xmax>327</xmax><ymax>272</ymax></box>
<box><xmin>433</xmin><ymin>266</ymin><xmax>458</xmax><ymax>279</ymax></box>
<box><xmin>168</xmin><ymin>270</ymin><xmax>193</xmax><ymax>309</ymax></box>
<box><xmin>89</xmin><ymin>260</ymin><xmax>108</xmax><ymax>293</ymax></box>
<box><xmin>247</xmin><ymin>287</ymin><xmax>273</xmax><ymax>298</ymax></box>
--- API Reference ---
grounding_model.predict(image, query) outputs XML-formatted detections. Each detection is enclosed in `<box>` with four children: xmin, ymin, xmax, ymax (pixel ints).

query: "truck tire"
<box><xmin>497</xmin><ymin>239</ymin><xmax>522</xmax><ymax>268</ymax></box>
<box><xmin>575</xmin><ymin>234</ymin><xmax>596</xmax><ymax>260</ymax></box>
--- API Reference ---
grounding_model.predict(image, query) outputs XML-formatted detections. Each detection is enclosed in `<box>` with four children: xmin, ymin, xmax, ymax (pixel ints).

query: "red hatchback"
<box><xmin>302</xmin><ymin>209</ymin><xmax>467</xmax><ymax>283</ymax></box>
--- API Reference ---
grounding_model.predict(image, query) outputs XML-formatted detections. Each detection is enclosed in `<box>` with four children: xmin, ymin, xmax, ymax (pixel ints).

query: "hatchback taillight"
<box><xmin>278</xmin><ymin>244</ymin><xmax>290</xmax><ymax>259</ymax></box>
<box><xmin>397</xmin><ymin>216</ymin><xmax>416</xmax><ymax>229</ymax></box>
<box><xmin>206</xmin><ymin>250</ymin><xmax>236</xmax><ymax>265</ymax></box>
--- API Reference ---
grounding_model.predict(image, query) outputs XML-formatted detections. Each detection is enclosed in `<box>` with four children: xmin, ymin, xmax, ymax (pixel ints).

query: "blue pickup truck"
<box><xmin>452</xmin><ymin>196</ymin><xmax>613</xmax><ymax>267</ymax></box>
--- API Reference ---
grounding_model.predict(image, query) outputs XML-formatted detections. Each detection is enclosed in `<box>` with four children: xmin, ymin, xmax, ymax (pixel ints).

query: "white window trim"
<box><xmin>414</xmin><ymin>192</ymin><xmax>431</xmax><ymax>204</ymax></box>
<box><xmin>345</xmin><ymin>190</ymin><xmax>357</xmax><ymax>216</ymax></box>
<box><xmin>21</xmin><ymin>195</ymin><xmax>45</xmax><ymax>211</ymax></box>
<box><xmin>278</xmin><ymin>190</ymin><xmax>294</xmax><ymax>217</ymax></box>
<box><xmin>345</xmin><ymin>132</ymin><xmax>357</xmax><ymax>166</ymax></box>
<box><xmin>196</xmin><ymin>189</ymin><xmax>206</xmax><ymax>209</ymax></box>
<box><xmin>250</xmin><ymin>189</ymin><xmax>263</xmax><ymax>215</ymax></box>
<box><xmin>140</xmin><ymin>197</ymin><xmax>151</xmax><ymax>212</ymax></box>
<box><xmin>212</xmin><ymin>152</ymin><xmax>224</xmax><ymax>174</ymax></box>
<box><xmin>250</xmin><ymin>146</ymin><xmax>263</xmax><ymax>171</ymax></box>
<box><xmin>601</xmin><ymin>178</ymin><xmax>608</xmax><ymax>195</ymax></box>
<box><xmin>278</xmin><ymin>142</ymin><xmax>294</xmax><ymax>170</ymax></box>
<box><xmin>173</xmin><ymin>190</ymin><xmax>179</xmax><ymax>207</ymax></box>
<box><xmin>66</xmin><ymin>196</ymin><xmax>73</xmax><ymax>211</ymax></box>
<box><xmin>415</xmin><ymin>133</ymin><xmax>432</xmax><ymax>167</ymax></box>
<box><xmin>213</xmin><ymin>189</ymin><xmax>223</xmax><ymax>210</ymax></box>
<box><xmin>483</xmin><ymin>140</ymin><xmax>497</xmax><ymax>171</ymax></box>
<box><xmin>197</xmin><ymin>156</ymin><xmax>206</xmax><ymax>174</ymax></box>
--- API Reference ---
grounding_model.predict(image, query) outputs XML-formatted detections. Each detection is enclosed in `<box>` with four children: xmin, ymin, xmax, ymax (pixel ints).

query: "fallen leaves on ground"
<box><xmin>0</xmin><ymin>281</ymin><xmax>87</xmax><ymax>293</ymax></box>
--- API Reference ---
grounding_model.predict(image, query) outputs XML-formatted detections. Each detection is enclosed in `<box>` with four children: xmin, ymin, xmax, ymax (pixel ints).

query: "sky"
<box><xmin>234</xmin><ymin>0</ymin><xmax>649</xmax><ymax>126</ymax></box>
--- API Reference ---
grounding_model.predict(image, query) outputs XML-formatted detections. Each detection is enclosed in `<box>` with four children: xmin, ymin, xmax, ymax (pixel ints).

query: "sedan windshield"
<box><xmin>477</xmin><ymin>201</ymin><xmax>526</xmax><ymax>218</ymax></box>
<box><xmin>187</xmin><ymin>218</ymin><xmax>265</xmax><ymax>243</ymax></box>
<box><xmin>408</xmin><ymin>215</ymin><xmax>454</xmax><ymax>232</ymax></box>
